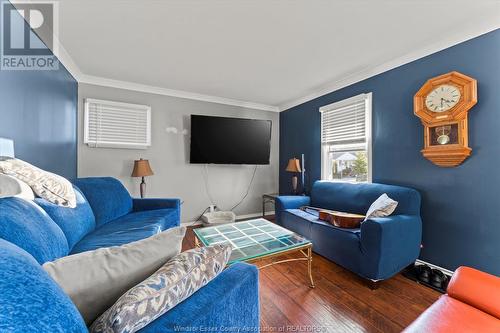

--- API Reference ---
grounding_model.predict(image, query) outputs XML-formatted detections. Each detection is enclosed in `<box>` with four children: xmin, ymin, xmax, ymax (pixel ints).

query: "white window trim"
<box><xmin>83</xmin><ymin>98</ymin><xmax>152</xmax><ymax>149</ymax></box>
<box><xmin>320</xmin><ymin>92</ymin><xmax>372</xmax><ymax>183</ymax></box>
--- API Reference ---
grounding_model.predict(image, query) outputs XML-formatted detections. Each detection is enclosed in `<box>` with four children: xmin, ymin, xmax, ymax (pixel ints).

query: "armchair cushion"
<box><xmin>35</xmin><ymin>186</ymin><xmax>96</xmax><ymax>249</ymax></box>
<box><xmin>70</xmin><ymin>208</ymin><xmax>180</xmax><ymax>254</ymax></box>
<box><xmin>72</xmin><ymin>177</ymin><xmax>133</xmax><ymax>227</ymax></box>
<box><xmin>404</xmin><ymin>295</ymin><xmax>500</xmax><ymax>333</ymax></box>
<box><xmin>447</xmin><ymin>266</ymin><xmax>500</xmax><ymax>319</ymax></box>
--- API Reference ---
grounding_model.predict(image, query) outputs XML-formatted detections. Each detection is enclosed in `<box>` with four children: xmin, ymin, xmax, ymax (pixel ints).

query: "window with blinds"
<box><xmin>320</xmin><ymin>93</ymin><xmax>372</xmax><ymax>182</ymax></box>
<box><xmin>84</xmin><ymin>99</ymin><xmax>151</xmax><ymax>149</ymax></box>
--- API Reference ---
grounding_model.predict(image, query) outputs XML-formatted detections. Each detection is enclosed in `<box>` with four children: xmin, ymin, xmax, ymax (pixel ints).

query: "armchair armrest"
<box><xmin>274</xmin><ymin>195</ymin><xmax>310</xmax><ymax>225</ymax></box>
<box><xmin>447</xmin><ymin>266</ymin><xmax>500</xmax><ymax>319</ymax></box>
<box><xmin>360</xmin><ymin>215</ymin><xmax>422</xmax><ymax>280</ymax></box>
<box><xmin>133</xmin><ymin>198</ymin><xmax>181</xmax><ymax>212</ymax></box>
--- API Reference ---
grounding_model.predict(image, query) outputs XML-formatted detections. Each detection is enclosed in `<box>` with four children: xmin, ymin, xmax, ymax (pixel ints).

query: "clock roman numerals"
<box><xmin>424</xmin><ymin>84</ymin><xmax>461</xmax><ymax>113</ymax></box>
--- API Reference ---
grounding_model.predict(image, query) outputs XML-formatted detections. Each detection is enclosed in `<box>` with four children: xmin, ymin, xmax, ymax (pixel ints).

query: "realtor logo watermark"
<box><xmin>1</xmin><ymin>0</ymin><xmax>59</xmax><ymax>70</ymax></box>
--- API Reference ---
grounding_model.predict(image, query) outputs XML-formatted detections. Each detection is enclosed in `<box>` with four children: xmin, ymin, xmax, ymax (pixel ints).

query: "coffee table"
<box><xmin>194</xmin><ymin>218</ymin><xmax>314</xmax><ymax>288</ymax></box>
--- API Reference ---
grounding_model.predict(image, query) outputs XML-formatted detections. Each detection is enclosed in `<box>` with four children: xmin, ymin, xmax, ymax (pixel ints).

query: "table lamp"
<box><xmin>131</xmin><ymin>158</ymin><xmax>154</xmax><ymax>198</ymax></box>
<box><xmin>285</xmin><ymin>158</ymin><xmax>302</xmax><ymax>194</ymax></box>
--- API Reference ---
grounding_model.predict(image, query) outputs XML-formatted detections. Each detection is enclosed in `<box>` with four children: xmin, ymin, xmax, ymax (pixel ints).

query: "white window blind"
<box><xmin>320</xmin><ymin>93</ymin><xmax>372</xmax><ymax>182</ymax></box>
<box><xmin>320</xmin><ymin>95</ymin><xmax>369</xmax><ymax>147</ymax></box>
<box><xmin>84</xmin><ymin>99</ymin><xmax>151</xmax><ymax>149</ymax></box>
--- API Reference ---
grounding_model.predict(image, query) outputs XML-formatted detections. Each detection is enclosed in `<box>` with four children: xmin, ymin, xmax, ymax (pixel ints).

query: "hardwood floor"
<box><xmin>182</xmin><ymin>224</ymin><xmax>439</xmax><ymax>333</ymax></box>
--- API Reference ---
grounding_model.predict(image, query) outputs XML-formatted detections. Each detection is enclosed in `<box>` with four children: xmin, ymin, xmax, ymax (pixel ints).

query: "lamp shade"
<box><xmin>285</xmin><ymin>158</ymin><xmax>301</xmax><ymax>173</ymax></box>
<box><xmin>131</xmin><ymin>159</ymin><xmax>154</xmax><ymax>177</ymax></box>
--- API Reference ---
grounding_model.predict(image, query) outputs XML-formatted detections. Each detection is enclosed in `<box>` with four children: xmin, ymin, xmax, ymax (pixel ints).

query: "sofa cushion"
<box><xmin>35</xmin><ymin>186</ymin><xmax>96</xmax><ymax>249</ymax></box>
<box><xmin>283</xmin><ymin>209</ymin><xmax>361</xmax><ymax>239</ymax></box>
<box><xmin>284</xmin><ymin>208</ymin><xmax>363</xmax><ymax>276</ymax></box>
<box><xmin>44</xmin><ymin>227</ymin><xmax>186</xmax><ymax>325</ymax></box>
<box><xmin>137</xmin><ymin>263</ymin><xmax>259</xmax><ymax>333</ymax></box>
<box><xmin>71</xmin><ymin>208</ymin><xmax>179</xmax><ymax>254</ymax></box>
<box><xmin>310</xmin><ymin>181</ymin><xmax>420</xmax><ymax>216</ymax></box>
<box><xmin>72</xmin><ymin>177</ymin><xmax>133</xmax><ymax>227</ymax></box>
<box><xmin>0</xmin><ymin>239</ymin><xmax>87</xmax><ymax>332</ymax></box>
<box><xmin>0</xmin><ymin>198</ymin><xmax>69</xmax><ymax>263</ymax></box>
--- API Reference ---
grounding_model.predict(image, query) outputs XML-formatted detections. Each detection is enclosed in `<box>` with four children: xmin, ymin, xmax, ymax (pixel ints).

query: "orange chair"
<box><xmin>404</xmin><ymin>266</ymin><xmax>500</xmax><ymax>333</ymax></box>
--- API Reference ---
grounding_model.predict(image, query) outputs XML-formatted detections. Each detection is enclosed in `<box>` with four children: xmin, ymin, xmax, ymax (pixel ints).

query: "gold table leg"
<box><xmin>307</xmin><ymin>245</ymin><xmax>315</xmax><ymax>288</ymax></box>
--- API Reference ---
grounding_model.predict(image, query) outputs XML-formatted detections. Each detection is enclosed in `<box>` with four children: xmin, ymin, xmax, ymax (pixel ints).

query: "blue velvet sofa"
<box><xmin>275</xmin><ymin>181</ymin><xmax>422</xmax><ymax>283</ymax></box>
<box><xmin>0</xmin><ymin>177</ymin><xmax>259</xmax><ymax>332</ymax></box>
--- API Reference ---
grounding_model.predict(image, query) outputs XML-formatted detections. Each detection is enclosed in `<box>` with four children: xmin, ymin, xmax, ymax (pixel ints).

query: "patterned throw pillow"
<box><xmin>364</xmin><ymin>193</ymin><xmax>398</xmax><ymax>221</ymax></box>
<box><xmin>90</xmin><ymin>244</ymin><xmax>232</xmax><ymax>333</ymax></box>
<box><xmin>0</xmin><ymin>158</ymin><xmax>76</xmax><ymax>208</ymax></box>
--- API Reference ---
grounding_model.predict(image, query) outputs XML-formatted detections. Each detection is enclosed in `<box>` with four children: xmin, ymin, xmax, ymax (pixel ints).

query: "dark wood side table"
<box><xmin>262</xmin><ymin>193</ymin><xmax>279</xmax><ymax>218</ymax></box>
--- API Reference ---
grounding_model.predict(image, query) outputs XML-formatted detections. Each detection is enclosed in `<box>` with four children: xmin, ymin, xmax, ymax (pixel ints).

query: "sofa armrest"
<box><xmin>274</xmin><ymin>195</ymin><xmax>310</xmax><ymax>225</ymax></box>
<box><xmin>360</xmin><ymin>215</ymin><xmax>422</xmax><ymax>280</ymax></box>
<box><xmin>138</xmin><ymin>262</ymin><xmax>259</xmax><ymax>332</ymax></box>
<box><xmin>447</xmin><ymin>266</ymin><xmax>500</xmax><ymax>319</ymax></box>
<box><xmin>133</xmin><ymin>198</ymin><xmax>181</xmax><ymax>212</ymax></box>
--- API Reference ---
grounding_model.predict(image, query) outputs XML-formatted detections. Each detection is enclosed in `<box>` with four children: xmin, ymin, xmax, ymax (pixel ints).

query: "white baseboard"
<box><xmin>181</xmin><ymin>210</ymin><xmax>274</xmax><ymax>226</ymax></box>
<box><xmin>415</xmin><ymin>259</ymin><xmax>454</xmax><ymax>276</ymax></box>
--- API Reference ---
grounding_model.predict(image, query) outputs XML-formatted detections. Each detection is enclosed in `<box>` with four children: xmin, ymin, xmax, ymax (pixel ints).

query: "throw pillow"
<box><xmin>0</xmin><ymin>173</ymin><xmax>34</xmax><ymax>200</ymax></box>
<box><xmin>90</xmin><ymin>244</ymin><xmax>232</xmax><ymax>333</ymax></box>
<box><xmin>364</xmin><ymin>193</ymin><xmax>398</xmax><ymax>221</ymax></box>
<box><xmin>0</xmin><ymin>158</ymin><xmax>76</xmax><ymax>207</ymax></box>
<box><xmin>43</xmin><ymin>226</ymin><xmax>186</xmax><ymax>325</ymax></box>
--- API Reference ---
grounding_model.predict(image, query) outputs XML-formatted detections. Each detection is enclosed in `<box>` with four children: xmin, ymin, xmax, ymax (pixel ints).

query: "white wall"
<box><xmin>77</xmin><ymin>83</ymin><xmax>279</xmax><ymax>223</ymax></box>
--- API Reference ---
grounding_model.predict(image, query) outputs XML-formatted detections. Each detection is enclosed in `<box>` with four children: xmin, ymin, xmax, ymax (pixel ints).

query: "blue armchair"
<box><xmin>275</xmin><ymin>181</ymin><xmax>422</xmax><ymax>284</ymax></box>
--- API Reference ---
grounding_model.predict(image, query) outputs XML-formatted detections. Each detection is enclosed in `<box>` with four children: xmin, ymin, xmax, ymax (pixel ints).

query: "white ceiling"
<box><xmin>40</xmin><ymin>1</ymin><xmax>500</xmax><ymax>110</ymax></box>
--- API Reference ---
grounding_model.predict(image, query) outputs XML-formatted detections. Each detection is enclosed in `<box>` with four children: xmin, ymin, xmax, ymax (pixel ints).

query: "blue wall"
<box><xmin>280</xmin><ymin>29</ymin><xmax>500</xmax><ymax>275</ymax></box>
<box><xmin>0</xmin><ymin>3</ymin><xmax>77</xmax><ymax>178</ymax></box>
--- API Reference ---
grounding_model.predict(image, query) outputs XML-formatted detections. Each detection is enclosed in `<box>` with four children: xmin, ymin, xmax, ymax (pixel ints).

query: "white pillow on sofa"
<box><xmin>43</xmin><ymin>226</ymin><xmax>186</xmax><ymax>325</ymax></box>
<box><xmin>364</xmin><ymin>193</ymin><xmax>398</xmax><ymax>221</ymax></box>
<box><xmin>0</xmin><ymin>173</ymin><xmax>34</xmax><ymax>200</ymax></box>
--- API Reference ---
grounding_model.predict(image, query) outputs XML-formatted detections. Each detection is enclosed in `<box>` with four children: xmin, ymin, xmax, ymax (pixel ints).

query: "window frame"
<box><xmin>83</xmin><ymin>98</ymin><xmax>152</xmax><ymax>150</ymax></box>
<box><xmin>320</xmin><ymin>92</ymin><xmax>372</xmax><ymax>183</ymax></box>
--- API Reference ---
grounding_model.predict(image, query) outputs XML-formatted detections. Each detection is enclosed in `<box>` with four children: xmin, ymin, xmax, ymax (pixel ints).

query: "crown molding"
<box><xmin>78</xmin><ymin>74</ymin><xmax>280</xmax><ymax>112</ymax></box>
<box><xmin>278</xmin><ymin>24</ymin><xmax>500</xmax><ymax>112</ymax></box>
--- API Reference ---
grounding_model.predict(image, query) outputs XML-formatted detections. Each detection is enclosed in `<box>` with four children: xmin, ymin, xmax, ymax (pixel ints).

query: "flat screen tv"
<box><xmin>190</xmin><ymin>115</ymin><xmax>272</xmax><ymax>165</ymax></box>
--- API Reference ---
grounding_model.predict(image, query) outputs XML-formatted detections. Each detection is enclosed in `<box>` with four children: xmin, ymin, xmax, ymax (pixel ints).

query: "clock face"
<box><xmin>425</xmin><ymin>84</ymin><xmax>461</xmax><ymax>113</ymax></box>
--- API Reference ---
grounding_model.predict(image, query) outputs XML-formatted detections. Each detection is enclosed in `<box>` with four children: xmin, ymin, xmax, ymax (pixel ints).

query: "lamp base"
<box><xmin>291</xmin><ymin>175</ymin><xmax>298</xmax><ymax>195</ymax></box>
<box><xmin>140</xmin><ymin>177</ymin><xmax>146</xmax><ymax>198</ymax></box>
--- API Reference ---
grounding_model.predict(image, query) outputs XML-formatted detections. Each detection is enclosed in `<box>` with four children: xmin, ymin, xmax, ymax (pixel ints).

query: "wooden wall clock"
<box><xmin>414</xmin><ymin>71</ymin><xmax>477</xmax><ymax>167</ymax></box>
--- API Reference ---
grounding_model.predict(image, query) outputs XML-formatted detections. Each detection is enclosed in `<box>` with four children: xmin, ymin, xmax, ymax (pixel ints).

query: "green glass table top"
<box><xmin>193</xmin><ymin>218</ymin><xmax>311</xmax><ymax>264</ymax></box>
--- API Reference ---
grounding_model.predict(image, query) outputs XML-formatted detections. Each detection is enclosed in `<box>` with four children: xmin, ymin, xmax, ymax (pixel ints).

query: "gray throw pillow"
<box><xmin>364</xmin><ymin>193</ymin><xmax>398</xmax><ymax>221</ymax></box>
<box><xmin>90</xmin><ymin>244</ymin><xmax>232</xmax><ymax>333</ymax></box>
<box><xmin>43</xmin><ymin>226</ymin><xmax>186</xmax><ymax>325</ymax></box>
